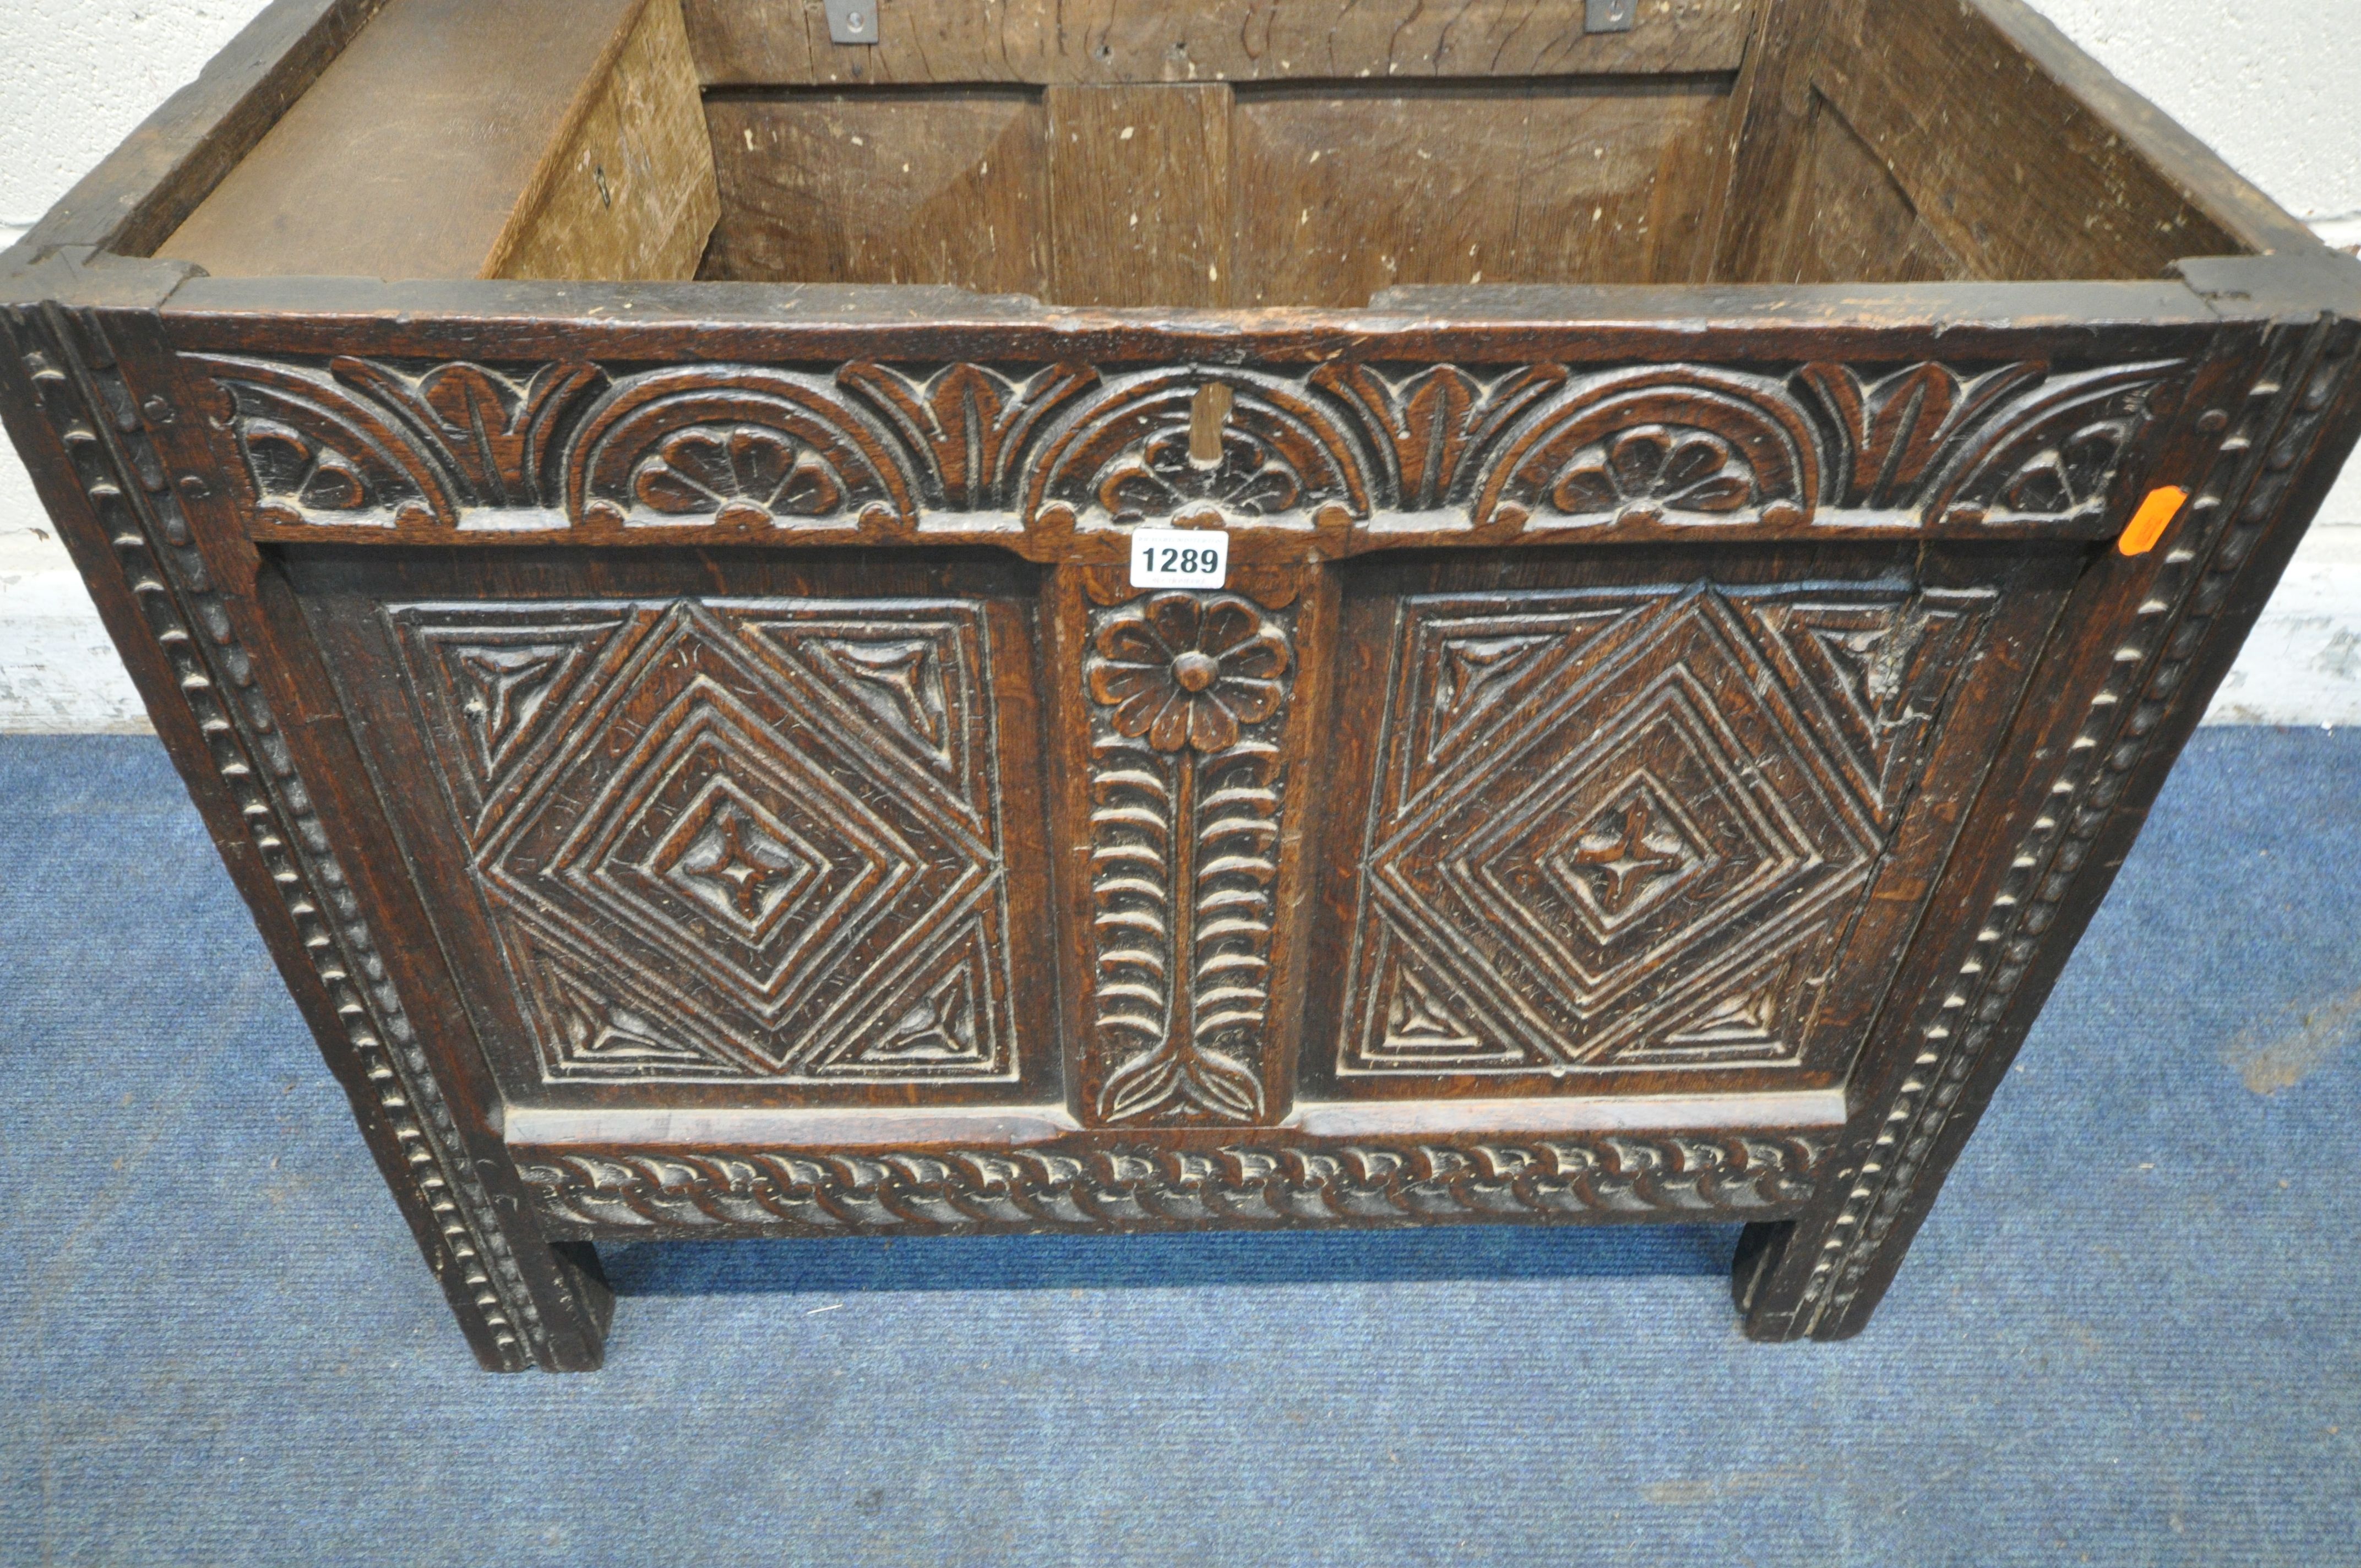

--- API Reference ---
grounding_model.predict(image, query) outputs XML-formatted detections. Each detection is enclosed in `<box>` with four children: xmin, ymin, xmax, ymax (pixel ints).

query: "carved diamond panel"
<box><xmin>1338</xmin><ymin>583</ymin><xmax>1992</xmax><ymax>1075</ymax></box>
<box><xmin>391</xmin><ymin>597</ymin><xmax>1021</xmax><ymax>1083</ymax></box>
<box><xmin>396</xmin><ymin>608</ymin><xmax>634</xmax><ymax>832</ymax></box>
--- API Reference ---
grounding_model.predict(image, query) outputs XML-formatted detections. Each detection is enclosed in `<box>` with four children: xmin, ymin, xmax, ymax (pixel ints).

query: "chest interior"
<box><xmin>150</xmin><ymin>0</ymin><xmax>2256</xmax><ymax>300</ymax></box>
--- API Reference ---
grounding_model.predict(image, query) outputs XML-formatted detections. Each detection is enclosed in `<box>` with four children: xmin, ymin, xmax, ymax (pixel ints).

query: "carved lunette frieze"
<box><xmin>518</xmin><ymin>1131</ymin><xmax>1834</xmax><ymax>1235</ymax></box>
<box><xmin>1792</xmin><ymin>321</ymin><xmax>2361</xmax><ymax>1337</ymax></box>
<box><xmin>1080</xmin><ymin>589</ymin><xmax>1294</xmax><ymax>1125</ymax></box>
<box><xmin>193</xmin><ymin>352</ymin><xmax>2188</xmax><ymax>540</ymax></box>
<box><xmin>6</xmin><ymin>306</ymin><xmax>562</xmax><ymax>1371</ymax></box>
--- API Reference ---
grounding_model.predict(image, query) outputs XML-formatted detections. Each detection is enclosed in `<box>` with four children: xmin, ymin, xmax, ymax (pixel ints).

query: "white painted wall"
<box><xmin>1</xmin><ymin>0</ymin><xmax>2357</xmax><ymax>729</ymax></box>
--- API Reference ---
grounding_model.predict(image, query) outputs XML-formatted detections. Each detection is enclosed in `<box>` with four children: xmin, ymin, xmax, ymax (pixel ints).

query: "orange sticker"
<box><xmin>2118</xmin><ymin>486</ymin><xmax>2189</xmax><ymax>556</ymax></box>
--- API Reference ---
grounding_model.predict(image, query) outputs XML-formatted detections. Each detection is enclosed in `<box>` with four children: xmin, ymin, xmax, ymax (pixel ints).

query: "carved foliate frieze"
<box><xmin>195</xmin><ymin>351</ymin><xmax>2187</xmax><ymax>539</ymax></box>
<box><xmin>1339</xmin><ymin>583</ymin><xmax>1994</xmax><ymax>1076</ymax></box>
<box><xmin>1309</xmin><ymin>362</ymin><xmax>1568</xmax><ymax>513</ymax></box>
<box><xmin>192</xmin><ymin>354</ymin><xmax>601</xmax><ymax>529</ymax></box>
<box><xmin>562</xmin><ymin>364</ymin><xmax>915</xmax><ymax>529</ymax></box>
<box><xmin>1080</xmin><ymin>589</ymin><xmax>1295</xmax><ymax>1124</ymax></box>
<box><xmin>393</xmin><ymin>597</ymin><xmax>1024</xmax><ymax>1084</ymax></box>
<box><xmin>837</xmin><ymin>360</ymin><xmax>1097</xmax><ymax>511</ymax></box>
<box><xmin>518</xmin><ymin>1130</ymin><xmax>1835</xmax><ymax>1235</ymax></box>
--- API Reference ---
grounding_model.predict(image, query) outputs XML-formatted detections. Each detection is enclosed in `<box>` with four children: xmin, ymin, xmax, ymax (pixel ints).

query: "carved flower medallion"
<box><xmin>1098</xmin><ymin>426</ymin><xmax>1305</xmax><ymax>521</ymax></box>
<box><xmin>631</xmin><ymin>424</ymin><xmax>846</xmax><ymax>525</ymax></box>
<box><xmin>1086</xmin><ymin>592</ymin><xmax>1290</xmax><ymax>752</ymax></box>
<box><xmin>1551</xmin><ymin>424</ymin><xmax>1756</xmax><ymax>524</ymax></box>
<box><xmin>1998</xmin><ymin>420</ymin><xmax>2128</xmax><ymax>516</ymax></box>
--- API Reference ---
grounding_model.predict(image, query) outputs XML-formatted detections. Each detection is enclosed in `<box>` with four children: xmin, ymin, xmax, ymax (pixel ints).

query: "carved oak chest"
<box><xmin>6</xmin><ymin>0</ymin><xmax>2356</xmax><ymax>1370</ymax></box>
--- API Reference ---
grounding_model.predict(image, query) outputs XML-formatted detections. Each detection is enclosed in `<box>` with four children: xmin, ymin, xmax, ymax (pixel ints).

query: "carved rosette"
<box><xmin>1081</xmin><ymin>589</ymin><xmax>1295</xmax><ymax>1124</ymax></box>
<box><xmin>197</xmin><ymin>352</ymin><xmax>2188</xmax><ymax>540</ymax></box>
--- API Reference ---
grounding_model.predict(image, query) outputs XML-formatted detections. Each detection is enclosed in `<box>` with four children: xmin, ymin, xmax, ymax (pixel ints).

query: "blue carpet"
<box><xmin>2</xmin><ymin>730</ymin><xmax>2357</xmax><ymax>1566</ymax></box>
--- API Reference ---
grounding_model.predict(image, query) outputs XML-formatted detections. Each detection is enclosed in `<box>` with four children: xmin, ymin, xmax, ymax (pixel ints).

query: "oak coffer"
<box><xmin>5</xmin><ymin>0</ymin><xmax>2356</xmax><ymax>1370</ymax></box>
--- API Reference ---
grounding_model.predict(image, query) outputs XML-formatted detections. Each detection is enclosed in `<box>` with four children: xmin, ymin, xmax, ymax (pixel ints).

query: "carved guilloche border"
<box><xmin>516</xmin><ymin>1129</ymin><xmax>1837</xmax><ymax>1236</ymax></box>
<box><xmin>188</xmin><ymin>351</ymin><xmax>2191</xmax><ymax>547</ymax></box>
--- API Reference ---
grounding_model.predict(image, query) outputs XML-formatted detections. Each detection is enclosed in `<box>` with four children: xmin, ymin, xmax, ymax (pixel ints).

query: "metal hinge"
<box><xmin>824</xmin><ymin>0</ymin><xmax>879</xmax><ymax>44</ymax></box>
<box><xmin>1585</xmin><ymin>0</ymin><xmax>1638</xmax><ymax>32</ymax></box>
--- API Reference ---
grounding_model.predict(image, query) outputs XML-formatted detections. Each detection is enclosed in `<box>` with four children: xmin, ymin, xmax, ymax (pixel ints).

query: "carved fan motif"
<box><xmin>1919</xmin><ymin>361</ymin><xmax>2182</xmax><ymax>527</ymax></box>
<box><xmin>1548</xmin><ymin>426</ymin><xmax>1758</xmax><ymax>524</ymax></box>
<box><xmin>563</xmin><ymin>365</ymin><xmax>913</xmax><ymax>529</ymax></box>
<box><xmin>628</xmin><ymin>424</ymin><xmax>848</xmax><ymax>524</ymax></box>
<box><xmin>1481</xmin><ymin>366</ymin><xmax>1823</xmax><ymax>531</ymax></box>
<box><xmin>1999</xmin><ymin>422</ymin><xmax>2130</xmax><ymax>515</ymax></box>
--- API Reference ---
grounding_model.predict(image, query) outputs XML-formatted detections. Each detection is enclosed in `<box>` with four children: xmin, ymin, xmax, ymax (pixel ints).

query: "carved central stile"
<box><xmin>1081</xmin><ymin>589</ymin><xmax>1295</xmax><ymax>1124</ymax></box>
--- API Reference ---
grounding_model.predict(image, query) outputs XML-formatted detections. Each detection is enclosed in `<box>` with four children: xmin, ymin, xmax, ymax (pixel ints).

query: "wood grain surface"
<box><xmin>1232</xmin><ymin>80</ymin><xmax>1728</xmax><ymax>303</ymax></box>
<box><xmin>1045</xmin><ymin>84</ymin><xmax>1236</xmax><ymax>307</ymax></box>
<box><xmin>683</xmin><ymin>0</ymin><xmax>1759</xmax><ymax>87</ymax></box>
<box><xmin>703</xmin><ymin>91</ymin><xmax>1049</xmax><ymax>291</ymax></box>
<box><xmin>158</xmin><ymin>0</ymin><xmax>716</xmax><ymax>281</ymax></box>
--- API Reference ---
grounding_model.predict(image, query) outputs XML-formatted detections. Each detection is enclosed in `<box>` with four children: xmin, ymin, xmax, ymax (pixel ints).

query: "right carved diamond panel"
<box><xmin>1332</xmin><ymin>581</ymin><xmax>1999</xmax><ymax>1081</ymax></box>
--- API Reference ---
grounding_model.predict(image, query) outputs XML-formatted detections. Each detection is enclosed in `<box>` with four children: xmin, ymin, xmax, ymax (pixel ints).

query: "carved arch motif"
<box><xmin>1312</xmin><ymin>361</ymin><xmax>1569</xmax><ymax>512</ymax></box>
<box><xmin>562</xmin><ymin>365</ymin><xmax>917</xmax><ymax>529</ymax></box>
<box><xmin>1022</xmin><ymin>368</ymin><xmax>1372</xmax><ymax>527</ymax></box>
<box><xmin>1915</xmin><ymin>360</ymin><xmax>2184</xmax><ymax>527</ymax></box>
<box><xmin>836</xmin><ymin>360</ymin><xmax>1098</xmax><ymax>511</ymax></box>
<box><xmin>195</xmin><ymin>355</ymin><xmax>612</xmax><ymax>528</ymax></box>
<box><xmin>334</xmin><ymin>358</ymin><xmax>603</xmax><ymax>513</ymax></box>
<box><xmin>1796</xmin><ymin>361</ymin><xmax>2046</xmax><ymax>510</ymax></box>
<box><xmin>1476</xmin><ymin>367</ymin><xmax>1826</xmax><ymax>531</ymax></box>
<box><xmin>195</xmin><ymin>355</ymin><xmax>462</xmax><ymax>528</ymax></box>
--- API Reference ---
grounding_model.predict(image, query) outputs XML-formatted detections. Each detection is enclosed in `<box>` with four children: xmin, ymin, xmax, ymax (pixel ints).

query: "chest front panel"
<box><xmin>290</xmin><ymin>537</ymin><xmax>2070</xmax><ymax>1124</ymax></box>
<box><xmin>399</xmin><ymin>597</ymin><xmax>1020</xmax><ymax>1085</ymax></box>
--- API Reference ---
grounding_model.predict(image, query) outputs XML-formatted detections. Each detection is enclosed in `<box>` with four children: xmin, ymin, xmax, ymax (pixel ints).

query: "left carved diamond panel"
<box><xmin>383</xmin><ymin>597</ymin><xmax>1026</xmax><ymax>1084</ymax></box>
